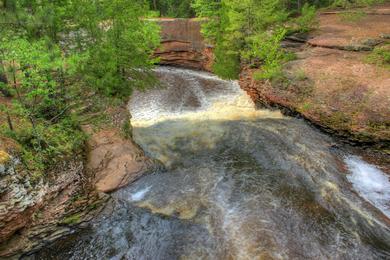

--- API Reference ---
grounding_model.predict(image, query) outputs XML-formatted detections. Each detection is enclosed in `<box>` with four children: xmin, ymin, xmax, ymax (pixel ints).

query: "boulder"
<box><xmin>86</xmin><ymin>127</ymin><xmax>157</xmax><ymax>193</ymax></box>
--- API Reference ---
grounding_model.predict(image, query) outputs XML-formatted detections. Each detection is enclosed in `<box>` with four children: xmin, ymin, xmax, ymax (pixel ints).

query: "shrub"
<box><xmin>366</xmin><ymin>45</ymin><xmax>390</xmax><ymax>68</ymax></box>
<box><xmin>1</xmin><ymin>117</ymin><xmax>86</xmax><ymax>180</ymax></box>
<box><xmin>245</xmin><ymin>29</ymin><xmax>295</xmax><ymax>81</ymax></box>
<box><xmin>294</xmin><ymin>4</ymin><xmax>318</xmax><ymax>33</ymax></box>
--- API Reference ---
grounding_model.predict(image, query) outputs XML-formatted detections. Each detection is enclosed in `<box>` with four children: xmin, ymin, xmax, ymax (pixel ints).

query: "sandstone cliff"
<box><xmin>154</xmin><ymin>18</ymin><xmax>213</xmax><ymax>71</ymax></box>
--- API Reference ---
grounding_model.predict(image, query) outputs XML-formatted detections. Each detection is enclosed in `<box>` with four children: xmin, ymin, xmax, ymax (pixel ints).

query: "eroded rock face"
<box><xmin>0</xmin><ymin>153</ymin><xmax>107</xmax><ymax>258</ymax></box>
<box><xmin>154</xmin><ymin>19</ymin><xmax>213</xmax><ymax>71</ymax></box>
<box><xmin>0</xmin><ymin>156</ymin><xmax>44</xmax><ymax>244</ymax></box>
<box><xmin>240</xmin><ymin>4</ymin><xmax>390</xmax><ymax>146</ymax></box>
<box><xmin>86</xmin><ymin>127</ymin><xmax>157</xmax><ymax>193</ymax></box>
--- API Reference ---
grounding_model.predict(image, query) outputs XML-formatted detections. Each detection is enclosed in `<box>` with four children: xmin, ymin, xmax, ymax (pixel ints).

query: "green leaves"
<box><xmin>193</xmin><ymin>0</ymin><xmax>290</xmax><ymax>79</ymax></box>
<box><xmin>293</xmin><ymin>3</ymin><xmax>317</xmax><ymax>33</ymax></box>
<box><xmin>74</xmin><ymin>0</ymin><xmax>160</xmax><ymax>97</ymax></box>
<box><xmin>246</xmin><ymin>29</ymin><xmax>295</xmax><ymax>81</ymax></box>
<box><xmin>0</xmin><ymin>0</ymin><xmax>161</xmax><ymax>181</ymax></box>
<box><xmin>148</xmin><ymin>0</ymin><xmax>194</xmax><ymax>18</ymax></box>
<box><xmin>0</xmin><ymin>38</ymin><xmax>65</xmax><ymax>119</ymax></box>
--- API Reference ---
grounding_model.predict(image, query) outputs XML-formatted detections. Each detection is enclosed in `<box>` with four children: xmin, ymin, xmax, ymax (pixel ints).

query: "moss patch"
<box><xmin>0</xmin><ymin>150</ymin><xmax>10</xmax><ymax>164</ymax></box>
<box><xmin>61</xmin><ymin>213</ymin><xmax>82</xmax><ymax>225</ymax></box>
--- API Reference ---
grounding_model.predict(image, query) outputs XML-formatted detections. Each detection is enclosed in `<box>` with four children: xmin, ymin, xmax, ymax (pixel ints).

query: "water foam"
<box><xmin>345</xmin><ymin>156</ymin><xmax>390</xmax><ymax>218</ymax></box>
<box><xmin>129</xmin><ymin>67</ymin><xmax>284</xmax><ymax>127</ymax></box>
<box><xmin>130</xmin><ymin>186</ymin><xmax>152</xmax><ymax>201</ymax></box>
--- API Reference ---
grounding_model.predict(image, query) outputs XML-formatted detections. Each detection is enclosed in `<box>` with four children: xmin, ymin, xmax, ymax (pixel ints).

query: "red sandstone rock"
<box><xmin>308</xmin><ymin>5</ymin><xmax>390</xmax><ymax>50</ymax></box>
<box><xmin>240</xmin><ymin>5</ymin><xmax>390</xmax><ymax>145</ymax></box>
<box><xmin>154</xmin><ymin>19</ymin><xmax>213</xmax><ymax>71</ymax></box>
<box><xmin>86</xmin><ymin>127</ymin><xmax>156</xmax><ymax>193</ymax></box>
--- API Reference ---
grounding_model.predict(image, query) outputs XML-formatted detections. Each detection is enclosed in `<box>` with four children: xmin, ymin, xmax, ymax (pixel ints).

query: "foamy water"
<box><xmin>345</xmin><ymin>156</ymin><xmax>390</xmax><ymax>218</ymax></box>
<box><xmin>129</xmin><ymin>67</ymin><xmax>284</xmax><ymax>128</ymax></box>
<box><xmin>130</xmin><ymin>186</ymin><xmax>152</xmax><ymax>201</ymax></box>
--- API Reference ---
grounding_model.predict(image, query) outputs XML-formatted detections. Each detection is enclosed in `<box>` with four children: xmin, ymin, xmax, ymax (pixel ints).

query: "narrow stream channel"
<box><xmin>34</xmin><ymin>67</ymin><xmax>390</xmax><ymax>259</ymax></box>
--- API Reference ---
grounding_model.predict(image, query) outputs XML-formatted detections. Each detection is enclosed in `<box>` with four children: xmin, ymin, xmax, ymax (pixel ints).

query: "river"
<box><xmin>33</xmin><ymin>67</ymin><xmax>390</xmax><ymax>259</ymax></box>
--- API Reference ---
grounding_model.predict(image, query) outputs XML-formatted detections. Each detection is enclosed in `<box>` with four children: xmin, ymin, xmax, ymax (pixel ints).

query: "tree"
<box><xmin>147</xmin><ymin>0</ymin><xmax>194</xmax><ymax>17</ymax></box>
<box><xmin>71</xmin><ymin>0</ymin><xmax>160</xmax><ymax>96</ymax></box>
<box><xmin>193</xmin><ymin>0</ymin><xmax>295</xmax><ymax>79</ymax></box>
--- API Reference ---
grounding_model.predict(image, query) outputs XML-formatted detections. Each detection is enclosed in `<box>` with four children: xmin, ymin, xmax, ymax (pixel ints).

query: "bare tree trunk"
<box><xmin>153</xmin><ymin>0</ymin><xmax>157</xmax><ymax>10</ymax></box>
<box><xmin>6</xmin><ymin>111</ymin><xmax>13</xmax><ymax>131</ymax></box>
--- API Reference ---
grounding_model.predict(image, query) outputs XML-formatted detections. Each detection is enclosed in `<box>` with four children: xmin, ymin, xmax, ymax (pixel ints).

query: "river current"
<box><xmin>34</xmin><ymin>67</ymin><xmax>390</xmax><ymax>259</ymax></box>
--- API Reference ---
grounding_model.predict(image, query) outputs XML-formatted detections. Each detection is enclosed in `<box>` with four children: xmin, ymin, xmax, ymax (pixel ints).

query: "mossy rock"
<box><xmin>0</xmin><ymin>150</ymin><xmax>11</xmax><ymax>165</ymax></box>
<box><xmin>61</xmin><ymin>213</ymin><xmax>82</xmax><ymax>225</ymax></box>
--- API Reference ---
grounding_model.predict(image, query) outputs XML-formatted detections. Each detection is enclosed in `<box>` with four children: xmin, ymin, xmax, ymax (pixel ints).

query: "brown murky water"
<box><xmin>33</xmin><ymin>67</ymin><xmax>390</xmax><ymax>260</ymax></box>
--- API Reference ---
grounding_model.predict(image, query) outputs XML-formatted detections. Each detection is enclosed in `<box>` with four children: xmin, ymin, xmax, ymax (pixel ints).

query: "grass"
<box><xmin>299</xmin><ymin>102</ymin><xmax>312</xmax><ymax>113</ymax></box>
<box><xmin>365</xmin><ymin>44</ymin><xmax>390</xmax><ymax>69</ymax></box>
<box><xmin>295</xmin><ymin>69</ymin><xmax>307</xmax><ymax>81</ymax></box>
<box><xmin>339</xmin><ymin>11</ymin><xmax>367</xmax><ymax>23</ymax></box>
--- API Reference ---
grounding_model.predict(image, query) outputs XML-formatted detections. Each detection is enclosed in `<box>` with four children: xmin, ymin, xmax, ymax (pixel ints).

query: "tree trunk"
<box><xmin>153</xmin><ymin>0</ymin><xmax>157</xmax><ymax>10</ymax></box>
<box><xmin>6</xmin><ymin>111</ymin><xmax>13</xmax><ymax>131</ymax></box>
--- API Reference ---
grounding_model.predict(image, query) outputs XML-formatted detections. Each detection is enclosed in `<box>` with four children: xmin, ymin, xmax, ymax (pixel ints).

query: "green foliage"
<box><xmin>294</xmin><ymin>4</ymin><xmax>318</xmax><ymax>32</ymax></box>
<box><xmin>193</xmin><ymin>0</ymin><xmax>291</xmax><ymax>79</ymax></box>
<box><xmin>339</xmin><ymin>10</ymin><xmax>366</xmax><ymax>22</ymax></box>
<box><xmin>0</xmin><ymin>0</ymin><xmax>161</xmax><ymax>182</ymax></box>
<box><xmin>192</xmin><ymin>0</ymin><xmax>222</xmax><ymax>42</ymax></box>
<box><xmin>249</xmin><ymin>29</ymin><xmax>295</xmax><ymax>81</ymax></box>
<box><xmin>72</xmin><ymin>0</ymin><xmax>160</xmax><ymax>97</ymax></box>
<box><xmin>193</xmin><ymin>0</ymin><xmax>383</xmax><ymax>80</ymax></box>
<box><xmin>213</xmin><ymin>48</ymin><xmax>241</xmax><ymax>79</ymax></box>
<box><xmin>1</xmin><ymin>117</ymin><xmax>86</xmax><ymax>180</ymax></box>
<box><xmin>0</xmin><ymin>37</ymin><xmax>69</xmax><ymax>121</ymax></box>
<box><xmin>366</xmin><ymin>45</ymin><xmax>390</xmax><ymax>69</ymax></box>
<box><xmin>148</xmin><ymin>0</ymin><xmax>194</xmax><ymax>17</ymax></box>
<box><xmin>0</xmin><ymin>0</ymin><xmax>71</xmax><ymax>41</ymax></box>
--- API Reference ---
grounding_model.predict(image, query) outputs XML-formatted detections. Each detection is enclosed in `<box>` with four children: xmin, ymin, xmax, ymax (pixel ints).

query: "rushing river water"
<box><xmin>34</xmin><ymin>67</ymin><xmax>390</xmax><ymax>259</ymax></box>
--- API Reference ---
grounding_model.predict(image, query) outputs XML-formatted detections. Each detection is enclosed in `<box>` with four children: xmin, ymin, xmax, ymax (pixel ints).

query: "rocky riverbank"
<box><xmin>0</xmin><ymin>105</ymin><xmax>157</xmax><ymax>258</ymax></box>
<box><xmin>240</xmin><ymin>4</ymin><xmax>390</xmax><ymax>151</ymax></box>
